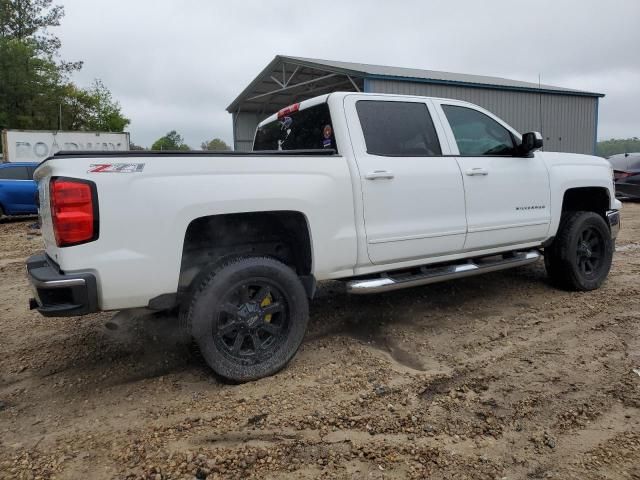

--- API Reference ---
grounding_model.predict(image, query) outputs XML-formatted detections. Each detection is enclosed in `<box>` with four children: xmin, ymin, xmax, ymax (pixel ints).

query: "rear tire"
<box><xmin>544</xmin><ymin>211</ymin><xmax>613</xmax><ymax>291</ymax></box>
<box><xmin>0</xmin><ymin>205</ymin><xmax>4</xmax><ymax>220</ymax></box>
<box><xmin>186</xmin><ymin>256</ymin><xmax>309</xmax><ymax>382</ymax></box>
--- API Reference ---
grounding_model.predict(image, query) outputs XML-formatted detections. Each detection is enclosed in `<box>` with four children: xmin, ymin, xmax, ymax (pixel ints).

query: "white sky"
<box><xmin>55</xmin><ymin>0</ymin><xmax>640</xmax><ymax>148</ymax></box>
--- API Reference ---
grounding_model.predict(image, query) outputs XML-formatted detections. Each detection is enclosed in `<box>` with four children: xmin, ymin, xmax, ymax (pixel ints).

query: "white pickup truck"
<box><xmin>27</xmin><ymin>92</ymin><xmax>620</xmax><ymax>381</ymax></box>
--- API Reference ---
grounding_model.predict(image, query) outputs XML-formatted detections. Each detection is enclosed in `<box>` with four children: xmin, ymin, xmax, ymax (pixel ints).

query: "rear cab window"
<box><xmin>254</xmin><ymin>103</ymin><xmax>337</xmax><ymax>152</ymax></box>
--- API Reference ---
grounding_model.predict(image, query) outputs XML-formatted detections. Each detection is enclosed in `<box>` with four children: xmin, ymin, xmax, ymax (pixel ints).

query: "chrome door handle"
<box><xmin>365</xmin><ymin>170</ymin><xmax>395</xmax><ymax>180</ymax></box>
<box><xmin>465</xmin><ymin>167</ymin><xmax>489</xmax><ymax>176</ymax></box>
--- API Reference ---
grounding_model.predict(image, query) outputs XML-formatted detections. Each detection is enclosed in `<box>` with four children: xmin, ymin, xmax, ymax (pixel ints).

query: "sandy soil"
<box><xmin>1</xmin><ymin>206</ymin><xmax>639</xmax><ymax>480</ymax></box>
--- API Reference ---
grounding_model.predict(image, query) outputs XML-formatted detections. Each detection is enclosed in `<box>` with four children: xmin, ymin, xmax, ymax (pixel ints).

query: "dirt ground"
<box><xmin>1</xmin><ymin>206</ymin><xmax>639</xmax><ymax>480</ymax></box>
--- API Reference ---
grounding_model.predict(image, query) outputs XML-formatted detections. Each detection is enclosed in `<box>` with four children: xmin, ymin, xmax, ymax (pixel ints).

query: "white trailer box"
<box><xmin>1</xmin><ymin>130</ymin><xmax>130</xmax><ymax>163</ymax></box>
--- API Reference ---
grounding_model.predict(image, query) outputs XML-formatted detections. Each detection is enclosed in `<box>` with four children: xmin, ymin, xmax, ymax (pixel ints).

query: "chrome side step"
<box><xmin>346</xmin><ymin>250</ymin><xmax>541</xmax><ymax>294</ymax></box>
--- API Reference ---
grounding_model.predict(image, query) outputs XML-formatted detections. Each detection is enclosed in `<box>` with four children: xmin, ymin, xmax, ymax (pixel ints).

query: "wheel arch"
<box><xmin>561</xmin><ymin>187</ymin><xmax>611</xmax><ymax>218</ymax></box>
<box><xmin>545</xmin><ymin>185</ymin><xmax>613</xmax><ymax>247</ymax></box>
<box><xmin>178</xmin><ymin>210</ymin><xmax>314</xmax><ymax>298</ymax></box>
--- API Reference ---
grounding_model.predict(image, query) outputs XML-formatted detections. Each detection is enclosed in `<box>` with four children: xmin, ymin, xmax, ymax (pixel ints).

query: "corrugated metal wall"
<box><xmin>367</xmin><ymin>79</ymin><xmax>597</xmax><ymax>154</ymax></box>
<box><xmin>233</xmin><ymin>111</ymin><xmax>270</xmax><ymax>151</ymax></box>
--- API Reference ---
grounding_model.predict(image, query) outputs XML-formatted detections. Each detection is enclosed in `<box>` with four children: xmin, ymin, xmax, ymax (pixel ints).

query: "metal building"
<box><xmin>227</xmin><ymin>55</ymin><xmax>604</xmax><ymax>154</ymax></box>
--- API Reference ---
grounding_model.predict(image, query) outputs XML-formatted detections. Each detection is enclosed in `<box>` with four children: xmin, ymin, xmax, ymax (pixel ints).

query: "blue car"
<box><xmin>0</xmin><ymin>162</ymin><xmax>39</xmax><ymax>218</ymax></box>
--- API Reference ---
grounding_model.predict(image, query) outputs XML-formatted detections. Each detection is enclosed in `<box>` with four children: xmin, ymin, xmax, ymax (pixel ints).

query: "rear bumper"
<box><xmin>26</xmin><ymin>253</ymin><xmax>98</xmax><ymax>317</ymax></box>
<box><xmin>607</xmin><ymin>210</ymin><xmax>620</xmax><ymax>240</ymax></box>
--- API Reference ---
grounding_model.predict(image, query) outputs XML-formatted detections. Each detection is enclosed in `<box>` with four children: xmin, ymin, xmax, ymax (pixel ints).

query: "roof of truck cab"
<box><xmin>256</xmin><ymin>91</ymin><xmax>487</xmax><ymax>128</ymax></box>
<box><xmin>257</xmin><ymin>94</ymin><xmax>330</xmax><ymax>127</ymax></box>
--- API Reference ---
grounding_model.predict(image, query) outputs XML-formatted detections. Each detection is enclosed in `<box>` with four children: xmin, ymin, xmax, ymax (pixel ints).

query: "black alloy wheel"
<box><xmin>187</xmin><ymin>256</ymin><xmax>309</xmax><ymax>382</ymax></box>
<box><xmin>213</xmin><ymin>280</ymin><xmax>290</xmax><ymax>365</ymax></box>
<box><xmin>576</xmin><ymin>226</ymin><xmax>605</xmax><ymax>277</ymax></box>
<box><xmin>544</xmin><ymin>211</ymin><xmax>613</xmax><ymax>291</ymax></box>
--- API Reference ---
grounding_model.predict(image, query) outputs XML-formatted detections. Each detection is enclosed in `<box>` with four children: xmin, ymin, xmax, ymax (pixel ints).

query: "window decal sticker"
<box><xmin>322</xmin><ymin>125</ymin><xmax>333</xmax><ymax>148</ymax></box>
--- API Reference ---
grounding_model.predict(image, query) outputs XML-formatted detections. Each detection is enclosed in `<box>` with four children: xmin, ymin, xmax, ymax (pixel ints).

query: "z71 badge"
<box><xmin>88</xmin><ymin>163</ymin><xmax>145</xmax><ymax>173</ymax></box>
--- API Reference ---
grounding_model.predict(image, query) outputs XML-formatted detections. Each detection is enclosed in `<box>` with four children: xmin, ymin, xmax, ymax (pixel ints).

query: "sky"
<box><xmin>54</xmin><ymin>0</ymin><xmax>640</xmax><ymax>148</ymax></box>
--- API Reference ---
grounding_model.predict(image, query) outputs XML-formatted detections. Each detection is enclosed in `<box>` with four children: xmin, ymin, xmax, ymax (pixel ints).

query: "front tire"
<box><xmin>544</xmin><ymin>211</ymin><xmax>613</xmax><ymax>291</ymax></box>
<box><xmin>186</xmin><ymin>257</ymin><xmax>309</xmax><ymax>382</ymax></box>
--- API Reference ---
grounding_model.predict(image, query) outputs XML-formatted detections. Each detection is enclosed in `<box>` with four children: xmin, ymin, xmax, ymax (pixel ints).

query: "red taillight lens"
<box><xmin>614</xmin><ymin>170</ymin><xmax>634</xmax><ymax>181</ymax></box>
<box><xmin>50</xmin><ymin>178</ymin><xmax>98</xmax><ymax>247</ymax></box>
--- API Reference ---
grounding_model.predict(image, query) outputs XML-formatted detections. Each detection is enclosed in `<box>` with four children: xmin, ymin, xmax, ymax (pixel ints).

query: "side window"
<box><xmin>356</xmin><ymin>101</ymin><xmax>442</xmax><ymax>156</ymax></box>
<box><xmin>27</xmin><ymin>166</ymin><xmax>37</xmax><ymax>179</ymax></box>
<box><xmin>0</xmin><ymin>166</ymin><xmax>30</xmax><ymax>180</ymax></box>
<box><xmin>442</xmin><ymin>105</ymin><xmax>516</xmax><ymax>156</ymax></box>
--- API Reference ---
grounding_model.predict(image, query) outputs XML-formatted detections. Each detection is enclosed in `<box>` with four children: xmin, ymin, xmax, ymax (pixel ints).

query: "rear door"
<box><xmin>345</xmin><ymin>95</ymin><xmax>467</xmax><ymax>265</ymax></box>
<box><xmin>435</xmin><ymin>101</ymin><xmax>550</xmax><ymax>250</ymax></box>
<box><xmin>0</xmin><ymin>165</ymin><xmax>37</xmax><ymax>214</ymax></box>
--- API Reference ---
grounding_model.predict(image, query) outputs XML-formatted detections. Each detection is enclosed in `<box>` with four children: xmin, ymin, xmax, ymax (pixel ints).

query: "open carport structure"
<box><xmin>227</xmin><ymin>55</ymin><xmax>604</xmax><ymax>154</ymax></box>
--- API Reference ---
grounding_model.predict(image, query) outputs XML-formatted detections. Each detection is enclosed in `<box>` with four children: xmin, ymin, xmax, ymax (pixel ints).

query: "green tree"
<box><xmin>129</xmin><ymin>141</ymin><xmax>145</xmax><ymax>151</ymax></box>
<box><xmin>0</xmin><ymin>0</ymin><xmax>65</xmax><ymax>56</ymax></box>
<box><xmin>151</xmin><ymin>131</ymin><xmax>190</xmax><ymax>151</ymax></box>
<box><xmin>63</xmin><ymin>80</ymin><xmax>129</xmax><ymax>132</ymax></box>
<box><xmin>0</xmin><ymin>37</ymin><xmax>64</xmax><ymax>131</ymax></box>
<box><xmin>201</xmin><ymin>138</ymin><xmax>230</xmax><ymax>151</ymax></box>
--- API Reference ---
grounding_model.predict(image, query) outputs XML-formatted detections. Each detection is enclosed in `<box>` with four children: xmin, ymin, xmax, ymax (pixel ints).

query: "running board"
<box><xmin>346</xmin><ymin>250</ymin><xmax>541</xmax><ymax>294</ymax></box>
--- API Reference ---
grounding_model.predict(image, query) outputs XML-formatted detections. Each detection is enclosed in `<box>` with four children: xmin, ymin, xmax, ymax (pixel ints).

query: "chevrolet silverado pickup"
<box><xmin>27</xmin><ymin>92</ymin><xmax>621</xmax><ymax>381</ymax></box>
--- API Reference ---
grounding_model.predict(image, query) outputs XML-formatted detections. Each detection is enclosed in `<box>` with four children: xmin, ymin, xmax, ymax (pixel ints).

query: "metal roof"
<box><xmin>227</xmin><ymin>55</ymin><xmax>604</xmax><ymax>112</ymax></box>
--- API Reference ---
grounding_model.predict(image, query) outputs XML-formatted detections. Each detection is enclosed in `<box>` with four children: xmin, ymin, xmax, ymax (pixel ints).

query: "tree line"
<box><xmin>597</xmin><ymin>138</ymin><xmax>640</xmax><ymax>158</ymax></box>
<box><xmin>142</xmin><ymin>131</ymin><xmax>230</xmax><ymax>151</ymax></box>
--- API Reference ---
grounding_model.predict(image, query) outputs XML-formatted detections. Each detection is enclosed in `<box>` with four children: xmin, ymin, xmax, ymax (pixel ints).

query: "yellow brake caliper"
<box><xmin>261</xmin><ymin>294</ymin><xmax>273</xmax><ymax>323</ymax></box>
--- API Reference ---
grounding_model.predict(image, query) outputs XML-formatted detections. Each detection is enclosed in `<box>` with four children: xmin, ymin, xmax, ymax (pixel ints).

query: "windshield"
<box><xmin>253</xmin><ymin>103</ymin><xmax>337</xmax><ymax>152</ymax></box>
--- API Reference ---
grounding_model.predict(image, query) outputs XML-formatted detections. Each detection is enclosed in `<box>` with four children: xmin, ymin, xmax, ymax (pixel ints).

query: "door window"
<box><xmin>442</xmin><ymin>105</ymin><xmax>517</xmax><ymax>156</ymax></box>
<box><xmin>0</xmin><ymin>166</ymin><xmax>30</xmax><ymax>180</ymax></box>
<box><xmin>356</xmin><ymin>101</ymin><xmax>442</xmax><ymax>156</ymax></box>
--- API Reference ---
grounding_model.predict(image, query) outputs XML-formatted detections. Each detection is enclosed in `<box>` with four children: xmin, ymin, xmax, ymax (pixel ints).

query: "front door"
<box><xmin>345</xmin><ymin>95</ymin><xmax>467</xmax><ymax>265</ymax></box>
<box><xmin>436</xmin><ymin>101</ymin><xmax>550</xmax><ymax>250</ymax></box>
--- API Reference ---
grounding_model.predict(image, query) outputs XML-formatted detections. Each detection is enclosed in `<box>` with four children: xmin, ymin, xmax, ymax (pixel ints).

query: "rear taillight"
<box><xmin>50</xmin><ymin>178</ymin><xmax>98</xmax><ymax>247</ymax></box>
<box><xmin>614</xmin><ymin>171</ymin><xmax>635</xmax><ymax>181</ymax></box>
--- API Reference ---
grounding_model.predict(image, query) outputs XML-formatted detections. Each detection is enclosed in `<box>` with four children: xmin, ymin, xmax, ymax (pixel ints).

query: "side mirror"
<box><xmin>520</xmin><ymin>131</ymin><xmax>543</xmax><ymax>156</ymax></box>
